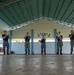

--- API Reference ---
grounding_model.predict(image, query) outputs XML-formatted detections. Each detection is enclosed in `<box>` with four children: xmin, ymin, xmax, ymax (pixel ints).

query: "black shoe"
<box><xmin>41</xmin><ymin>53</ymin><xmax>43</xmax><ymax>55</ymax></box>
<box><xmin>60</xmin><ymin>53</ymin><xmax>63</xmax><ymax>55</ymax></box>
<box><xmin>44</xmin><ymin>53</ymin><xmax>46</xmax><ymax>55</ymax></box>
<box><xmin>7</xmin><ymin>53</ymin><xmax>9</xmax><ymax>55</ymax></box>
<box><xmin>25</xmin><ymin>53</ymin><xmax>27</xmax><ymax>55</ymax></box>
<box><xmin>28</xmin><ymin>53</ymin><xmax>30</xmax><ymax>55</ymax></box>
<box><xmin>56</xmin><ymin>53</ymin><xmax>59</xmax><ymax>55</ymax></box>
<box><xmin>70</xmin><ymin>53</ymin><xmax>72</xmax><ymax>54</ymax></box>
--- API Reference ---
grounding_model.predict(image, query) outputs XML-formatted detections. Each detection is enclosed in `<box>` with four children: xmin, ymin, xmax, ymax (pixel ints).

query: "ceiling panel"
<box><xmin>0</xmin><ymin>0</ymin><xmax>74</xmax><ymax>29</ymax></box>
<box><xmin>44</xmin><ymin>0</ymin><xmax>50</xmax><ymax>17</ymax></box>
<box><xmin>2</xmin><ymin>7</ymin><xmax>18</xmax><ymax>26</ymax></box>
<box><xmin>29</xmin><ymin>0</ymin><xmax>38</xmax><ymax>19</ymax></box>
<box><xmin>38</xmin><ymin>0</ymin><xmax>43</xmax><ymax>18</ymax></box>
<box><xmin>49</xmin><ymin>0</ymin><xmax>59</xmax><ymax>18</ymax></box>
<box><xmin>12</xmin><ymin>3</ymin><xmax>26</xmax><ymax>23</ymax></box>
<box><xmin>24</xmin><ymin>0</ymin><xmax>34</xmax><ymax>20</ymax></box>
<box><xmin>54</xmin><ymin>0</ymin><xmax>65</xmax><ymax>19</ymax></box>
<box><xmin>57</xmin><ymin>1</ymin><xmax>70</xmax><ymax>20</ymax></box>
<box><xmin>4</xmin><ymin>5</ymin><xmax>22</xmax><ymax>24</ymax></box>
<box><xmin>0</xmin><ymin>11</ymin><xmax>13</xmax><ymax>27</ymax></box>
<box><xmin>18</xmin><ymin>1</ymin><xmax>30</xmax><ymax>21</ymax></box>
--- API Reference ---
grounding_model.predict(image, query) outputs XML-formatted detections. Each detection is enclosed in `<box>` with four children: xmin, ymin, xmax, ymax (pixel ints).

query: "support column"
<box><xmin>53</xmin><ymin>29</ymin><xmax>57</xmax><ymax>54</ymax></box>
<box><xmin>31</xmin><ymin>29</ymin><xmax>34</xmax><ymax>54</ymax></box>
<box><xmin>9</xmin><ymin>30</ymin><xmax>13</xmax><ymax>53</ymax></box>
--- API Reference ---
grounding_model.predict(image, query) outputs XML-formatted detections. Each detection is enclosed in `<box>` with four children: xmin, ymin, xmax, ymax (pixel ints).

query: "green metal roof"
<box><xmin>0</xmin><ymin>0</ymin><xmax>74</xmax><ymax>30</ymax></box>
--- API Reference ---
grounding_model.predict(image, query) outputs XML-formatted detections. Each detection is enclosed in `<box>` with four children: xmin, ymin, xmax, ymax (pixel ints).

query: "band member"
<box><xmin>69</xmin><ymin>30</ymin><xmax>74</xmax><ymax>54</ymax></box>
<box><xmin>2</xmin><ymin>31</ymin><xmax>9</xmax><ymax>55</ymax></box>
<box><xmin>39</xmin><ymin>36</ymin><xmax>46</xmax><ymax>54</ymax></box>
<box><xmin>24</xmin><ymin>32</ymin><xmax>30</xmax><ymax>55</ymax></box>
<box><xmin>56</xmin><ymin>31</ymin><xmax>63</xmax><ymax>54</ymax></box>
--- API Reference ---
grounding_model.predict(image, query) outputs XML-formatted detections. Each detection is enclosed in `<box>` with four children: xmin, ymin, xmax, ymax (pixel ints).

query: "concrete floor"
<box><xmin>0</xmin><ymin>55</ymin><xmax>74</xmax><ymax>75</ymax></box>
